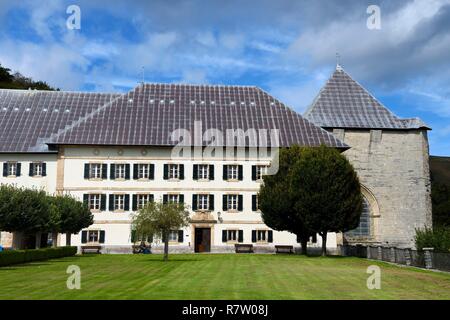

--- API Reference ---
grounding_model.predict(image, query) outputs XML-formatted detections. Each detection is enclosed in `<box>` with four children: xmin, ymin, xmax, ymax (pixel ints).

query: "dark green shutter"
<box><xmin>163</xmin><ymin>164</ymin><xmax>168</xmax><ymax>179</ymax></box>
<box><xmin>252</xmin><ymin>230</ymin><xmax>257</xmax><ymax>243</ymax></box>
<box><xmin>193</xmin><ymin>164</ymin><xmax>198</xmax><ymax>180</ymax></box>
<box><xmin>42</xmin><ymin>163</ymin><xmax>46</xmax><ymax>176</ymax></box>
<box><xmin>101</xmin><ymin>164</ymin><xmax>107</xmax><ymax>179</ymax></box>
<box><xmin>110</xmin><ymin>164</ymin><xmax>116</xmax><ymax>179</ymax></box>
<box><xmin>268</xmin><ymin>230</ymin><xmax>273</xmax><ymax>243</ymax></box>
<box><xmin>222</xmin><ymin>230</ymin><xmax>227</xmax><ymax>242</ymax></box>
<box><xmin>192</xmin><ymin>195</ymin><xmax>198</xmax><ymax>211</ymax></box>
<box><xmin>209</xmin><ymin>195</ymin><xmax>214</xmax><ymax>211</ymax></box>
<box><xmin>100</xmin><ymin>194</ymin><xmax>106</xmax><ymax>211</ymax></box>
<box><xmin>29</xmin><ymin>163</ymin><xmax>34</xmax><ymax>176</ymax></box>
<box><xmin>131</xmin><ymin>229</ymin><xmax>136</xmax><ymax>243</ymax></box>
<box><xmin>99</xmin><ymin>231</ymin><xmax>105</xmax><ymax>243</ymax></box>
<box><xmin>83</xmin><ymin>194</ymin><xmax>89</xmax><ymax>205</ymax></box>
<box><xmin>223</xmin><ymin>165</ymin><xmax>227</xmax><ymax>180</ymax></box>
<box><xmin>84</xmin><ymin>164</ymin><xmax>90</xmax><ymax>179</ymax></box>
<box><xmin>2</xmin><ymin>163</ymin><xmax>7</xmax><ymax>177</ymax></box>
<box><xmin>178</xmin><ymin>230</ymin><xmax>184</xmax><ymax>243</ymax></box>
<box><xmin>251</xmin><ymin>165</ymin><xmax>257</xmax><ymax>180</ymax></box>
<box><xmin>209</xmin><ymin>165</ymin><xmax>214</xmax><ymax>180</ymax></box>
<box><xmin>179</xmin><ymin>194</ymin><xmax>184</xmax><ymax>203</ymax></box>
<box><xmin>238</xmin><ymin>195</ymin><xmax>243</xmax><ymax>211</ymax></box>
<box><xmin>133</xmin><ymin>164</ymin><xmax>138</xmax><ymax>179</ymax></box>
<box><xmin>222</xmin><ymin>195</ymin><xmax>227</xmax><ymax>211</ymax></box>
<box><xmin>132</xmin><ymin>195</ymin><xmax>138</xmax><ymax>211</ymax></box>
<box><xmin>81</xmin><ymin>231</ymin><xmax>87</xmax><ymax>243</ymax></box>
<box><xmin>149</xmin><ymin>164</ymin><xmax>155</xmax><ymax>179</ymax></box>
<box><xmin>179</xmin><ymin>164</ymin><xmax>184</xmax><ymax>179</ymax></box>
<box><xmin>238</xmin><ymin>230</ymin><xmax>243</xmax><ymax>243</ymax></box>
<box><xmin>238</xmin><ymin>165</ymin><xmax>243</xmax><ymax>180</ymax></box>
<box><xmin>109</xmin><ymin>195</ymin><xmax>114</xmax><ymax>211</ymax></box>
<box><xmin>252</xmin><ymin>195</ymin><xmax>257</xmax><ymax>211</ymax></box>
<box><xmin>16</xmin><ymin>163</ymin><xmax>21</xmax><ymax>176</ymax></box>
<box><xmin>149</xmin><ymin>194</ymin><xmax>154</xmax><ymax>202</ymax></box>
<box><xmin>148</xmin><ymin>233</ymin><xmax>154</xmax><ymax>243</ymax></box>
<box><xmin>163</xmin><ymin>194</ymin><xmax>168</xmax><ymax>204</ymax></box>
<box><xmin>125</xmin><ymin>164</ymin><xmax>130</xmax><ymax>180</ymax></box>
<box><xmin>124</xmin><ymin>194</ymin><xmax>130</xmax><ymax>211</ymax></box>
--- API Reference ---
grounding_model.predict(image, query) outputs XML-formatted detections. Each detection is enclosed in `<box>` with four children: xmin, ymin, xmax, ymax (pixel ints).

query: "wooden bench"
<box><xmin>275</xmin><ymin>245</ymin><xmax>294</xmax><ymax>254</ymax></box>
<box><xmin>235</xmin><ymin>244</ymin><xmax>253</xmax><ymax>253</ymax></box>
<box><xmin>81</xmin><ymin>245</ymin><xmax>102</xmax><ymax>254</ymax></box>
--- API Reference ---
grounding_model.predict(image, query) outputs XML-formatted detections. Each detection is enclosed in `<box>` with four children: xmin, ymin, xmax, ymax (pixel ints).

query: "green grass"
<box><xmin>0</xmin><ymin>254</ymin><xmax>449</xmax><ymax>299</ymax></box>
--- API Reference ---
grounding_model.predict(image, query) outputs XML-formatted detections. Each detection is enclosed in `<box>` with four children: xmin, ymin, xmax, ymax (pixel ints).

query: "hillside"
<box><xmin>430</xmin><ymin>156</ymin><xmax>450</xmax><ymax>186</ymax></box>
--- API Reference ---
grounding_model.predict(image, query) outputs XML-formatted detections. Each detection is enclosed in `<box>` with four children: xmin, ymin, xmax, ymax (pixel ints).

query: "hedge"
<box><xmin>0</xmin><ymin>246</ymin><xmax>77</xmax><ymax>267</ymax></box>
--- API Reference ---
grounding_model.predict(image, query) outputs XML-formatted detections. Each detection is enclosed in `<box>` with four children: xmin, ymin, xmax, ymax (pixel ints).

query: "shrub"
<box><xmin>0</xmin><ymin>246</ymin><xmax>77</xmax><ymax>267</ymax></box>
<box><xmin>415</xmin><ymin>227</ymin><xmax>450</xmax><ymax>252</ymax></box>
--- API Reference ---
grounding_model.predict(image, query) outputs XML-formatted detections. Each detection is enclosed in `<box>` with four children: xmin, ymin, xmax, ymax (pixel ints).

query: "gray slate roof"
<box><xmin>0</xmin><ymin>89</ymin><xmax>121</xmax><ymax>152</ymax></box>
<box><xmin>0</xmin><ymin>84</ymin><xmax>347</xmax><ymax>152</ymax></box>
<box><xmin>49</xmin><ymin>84</ymin><xmax>347</xmax><ymax>148</ymax></box>
<box><xmin>304</xmin><ymin>66</ymin><xmax>430</xmax><ymax>130</ymax></box>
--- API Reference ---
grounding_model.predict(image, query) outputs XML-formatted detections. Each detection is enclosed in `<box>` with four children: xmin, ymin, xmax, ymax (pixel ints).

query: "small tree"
<box><xmin>259</xmin><ymin>146</ymin><xmax>315</xmax><ymax>254</ymax></box>
<box><xmin>131</xmin><ymin>201</ymin><xmax>189</xmax><ymax>261</ymax></box>
<box><xmin>291</xmin><ymin>145</ymin><xmax>363</xmax><ymax>256</ymax></box>
<box><xmin>51</xmin><ymin>195</ymin><xmax>93</xmax><ymax>246</ymax></box>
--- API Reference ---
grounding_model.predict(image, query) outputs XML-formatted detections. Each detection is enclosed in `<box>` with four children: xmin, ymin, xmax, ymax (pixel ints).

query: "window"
<box><xmin>227</xmin><ymin>195</ymin><xmax>238</xmax><ymax>211</ymax></box>
<box><xmin>198</xmin><ymin>164</ymin><xmax>209</xmax><ymax>180</ymax></box>
<box><xmin>138</xmin><ymin>164</ymin><xmax>149</xmax><ymax>179</ymax></box>
<box><xmin>138</xmin><ymin>194</ymin><xmax>150</xmax><ymax>209</ymax></box>
<box><xmin>88</xmin><ymin>230</ymin><xmax>99</xmax><ymax>243</ymax></box>
<box><xmin>114</xmin><ymin>194</ymin><xmax>125</xmax><ymax>211</ymax></box>
<box><xmin>257</xmin><ymin>230</ymin><xmax>267</xmax><ymax>242</ymax></box>
<box><xmin>227</xmin><ymin>230</ymin><xmax>238</xmax><ymax>242</ymax></box>
<box><xmin>169</xmin><ymin>164</ymin><xmax>179</xmax><ymax>179</ymax></box>
<box><xmin>168</xmin><ymin>230</ymin><xmax>178</xmax><ymax>242</ymax></box>
<box><xmin>345</xmin><ymin>198</ymin><xmax>371</xmax><ymax>237</ymax></box>
<box><xmin>198</xmin><ymin>194</ymin><xmax>209</xmax><ymax>210</ymax></box>
<box><xmin>7</xmin><ymin>162</ymin><xmax>17</xmax><ymax>176</ymax></box>
<box><xmin>33</xmin><ymin>163</ymin><xmax>43</xmax><ymax>176</ymax></box>
<box><xmin>89</xmin><ymin>194</ymin><xmax>101</xmax><ymax>211</ymax></box>
<box><xmin>90</xmin><ymin>163</ymin><xmax>102</xmax><ymax>179</ymax></box>
<box><xmin>115</xmin><ymin>164</ymin><xmax>126</xmax><ymax>179</ymax></box>
<box><xmin>255</xmin><ymin>165</ymin><xmax>267</xmax><ymax>180</ymax></box>
<box><xmin>227</xmin><ymin>165</ymin><xmax>238</xmax><ymax>180</ymax></box>
<box><xmin>168</xmin><ymin>194</ymin><xmax>179</xmax><ymax>203</ymax></box>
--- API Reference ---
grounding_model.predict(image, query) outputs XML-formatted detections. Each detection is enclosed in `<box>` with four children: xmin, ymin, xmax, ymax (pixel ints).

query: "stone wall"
<box><xmin>333</xmin><ymin>129</ymin><xmax>432</xmax><ymax>248</ymax></box>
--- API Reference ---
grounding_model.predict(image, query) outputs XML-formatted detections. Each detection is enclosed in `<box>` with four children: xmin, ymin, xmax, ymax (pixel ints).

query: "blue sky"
<box><xmin>0</xmin><ymin>0</ymin><xmax>449</xmax><ymax>155</ymax></box>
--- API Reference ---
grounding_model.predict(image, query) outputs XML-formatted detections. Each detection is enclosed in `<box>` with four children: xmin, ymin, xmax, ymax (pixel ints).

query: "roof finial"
<box><xmin>335</xmin><ymin>52</ymin><xmax>343</xmax><ymax>71</ymax></box>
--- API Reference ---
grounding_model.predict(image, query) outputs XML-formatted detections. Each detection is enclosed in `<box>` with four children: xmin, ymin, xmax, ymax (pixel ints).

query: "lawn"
<box><xmin>0</xmin><ymin>254</ymin><xmax>449</xmax><ymax>300</ymax></box>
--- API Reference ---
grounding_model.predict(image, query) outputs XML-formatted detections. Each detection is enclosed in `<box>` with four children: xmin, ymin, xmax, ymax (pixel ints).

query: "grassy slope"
<box><xmin>0</xmin><ymin>254</ymin><xmax>449</xmax><ymax>300</ymax></box>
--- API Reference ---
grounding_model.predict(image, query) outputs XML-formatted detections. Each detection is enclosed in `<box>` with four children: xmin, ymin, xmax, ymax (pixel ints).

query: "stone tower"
<box><xmin>304</xmin><ymin>65</ymin><xmax>432</xmax><ymax>248</ymax></box>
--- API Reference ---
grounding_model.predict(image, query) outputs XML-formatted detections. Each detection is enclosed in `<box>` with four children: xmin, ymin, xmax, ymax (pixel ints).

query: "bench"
<box><xmin>81</xmin><ymin>245</ymin><xmax>102</xmax><ymax>254</ymax></box>
<box><xmin>235</xmin><ymin>244</ymin><xmax>253</xmax><ymax>253</ymax></box>
<box><xmin>275</xmin><ymin>245</ymin><xmax>294</xmax><ymax>254</ymax></box>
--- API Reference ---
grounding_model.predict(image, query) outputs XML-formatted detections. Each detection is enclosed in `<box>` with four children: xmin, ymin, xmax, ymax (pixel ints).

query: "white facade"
<box><xmin>0</xmin><ymin>146</ymin><xmax>336</xmax><ymax>253</ymax></box>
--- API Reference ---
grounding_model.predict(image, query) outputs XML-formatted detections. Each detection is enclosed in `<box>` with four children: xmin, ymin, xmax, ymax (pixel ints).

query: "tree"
<box><xmin>50</xmin><ymin>195</ymin><xmax>93</xmax><ymax>246</ymax></box>
<box><xmin>431</xmin><ymin>183</ymin><xmax>450</xmax><ymax>228</ymax></box>
<box><xmin>291</xmin><ymin>145</ymin><xmax>363</xmax><ymax>256</ymax></box>
<box><xmin>0</xmin><ymin>62</ymin><xmax>58</xmax><ymax>90</ymax></box>
<box><xmin>131</xmin><ymin>201</ymin><xmax>190</xmax><ymax>261</ymax></box>
<box><xmin>259</xmin><ymin>145</ymin><xmax>315</xmax><ymax>254</ymax></box>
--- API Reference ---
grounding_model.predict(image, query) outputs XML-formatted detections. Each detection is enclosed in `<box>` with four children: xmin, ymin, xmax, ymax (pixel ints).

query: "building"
<box><xmin>0</xmin><ymin>65</ymin><xmax>432</xmax><ymax>252</ymax></box>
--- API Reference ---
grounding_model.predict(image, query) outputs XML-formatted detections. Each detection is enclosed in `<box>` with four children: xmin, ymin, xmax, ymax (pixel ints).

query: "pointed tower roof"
<box><xmin>304</xmin><ymin>66</ymin><xmax>430</xmax><ymax>130</ymax></box>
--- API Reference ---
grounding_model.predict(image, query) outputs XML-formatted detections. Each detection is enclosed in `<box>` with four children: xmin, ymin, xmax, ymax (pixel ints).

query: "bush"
<box><xmin>415</xmin><ymin>227</ymin><xmax>450</xmax><ymax>252</ymax></box>
<box><xmin>0</xmin><ymin>246</ymin><xmax>77</xmax><ymax>267</ymax></box>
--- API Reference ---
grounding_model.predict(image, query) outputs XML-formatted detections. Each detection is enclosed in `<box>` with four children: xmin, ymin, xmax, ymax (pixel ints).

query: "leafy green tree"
<box><xmin>0</xmin><ymin>64</ymin><xmax>13</xmax><ymax>82</ymax></box>
<box><xmin>431</xmin><ymin>183</ymin><xmax>450</xmax><ymax>228</ymax></box>
<box><xmin>131</xmin><ymin>201</ymin><xmax>189</xmax><ymax>261</ymax></box>
<box><xmin>291</xmin><ymin>145</ymin><xmax>363</xmax><ymax>256</ymax></box>
<box><xmin>0</xmin><ymin>62</ymin><xmax>58</xmax><ymax>90</ymax></box>
<box><xmin>259</xmin><ymin>145</ymin><xmax>315</xmax><ymax>254</ymax></box>
<box><xmin>50</xmin><ymin>195</ymin><xmax>93</xmax><ymax>246</ymax></box>
<box><xmin>415</xmin><ymin>226</ymin><xmax>450</xmax><ymax>252</ymax></box>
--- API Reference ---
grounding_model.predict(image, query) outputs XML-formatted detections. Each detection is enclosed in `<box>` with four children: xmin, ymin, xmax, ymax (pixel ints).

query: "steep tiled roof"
<box><xmin>48</xmin><ymin>84</ymin><xmax>348</xmax><ymax>148</ymax></box>
<box><xmin>0</xmin><ymin>89</ymin><xmax>121</xmax><ymax>152</ymax></box>
<box><xmin>304</xmin><ymin>65</ymin><xmax>430</xmax><ymax>130</ymax></box>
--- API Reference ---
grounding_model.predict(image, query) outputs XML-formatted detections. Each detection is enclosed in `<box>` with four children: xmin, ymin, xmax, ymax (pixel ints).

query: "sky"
<box><xmin>0</xmin><ymin>0</ymin><xmax>449</xmax><ymax>155</ymax></box>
